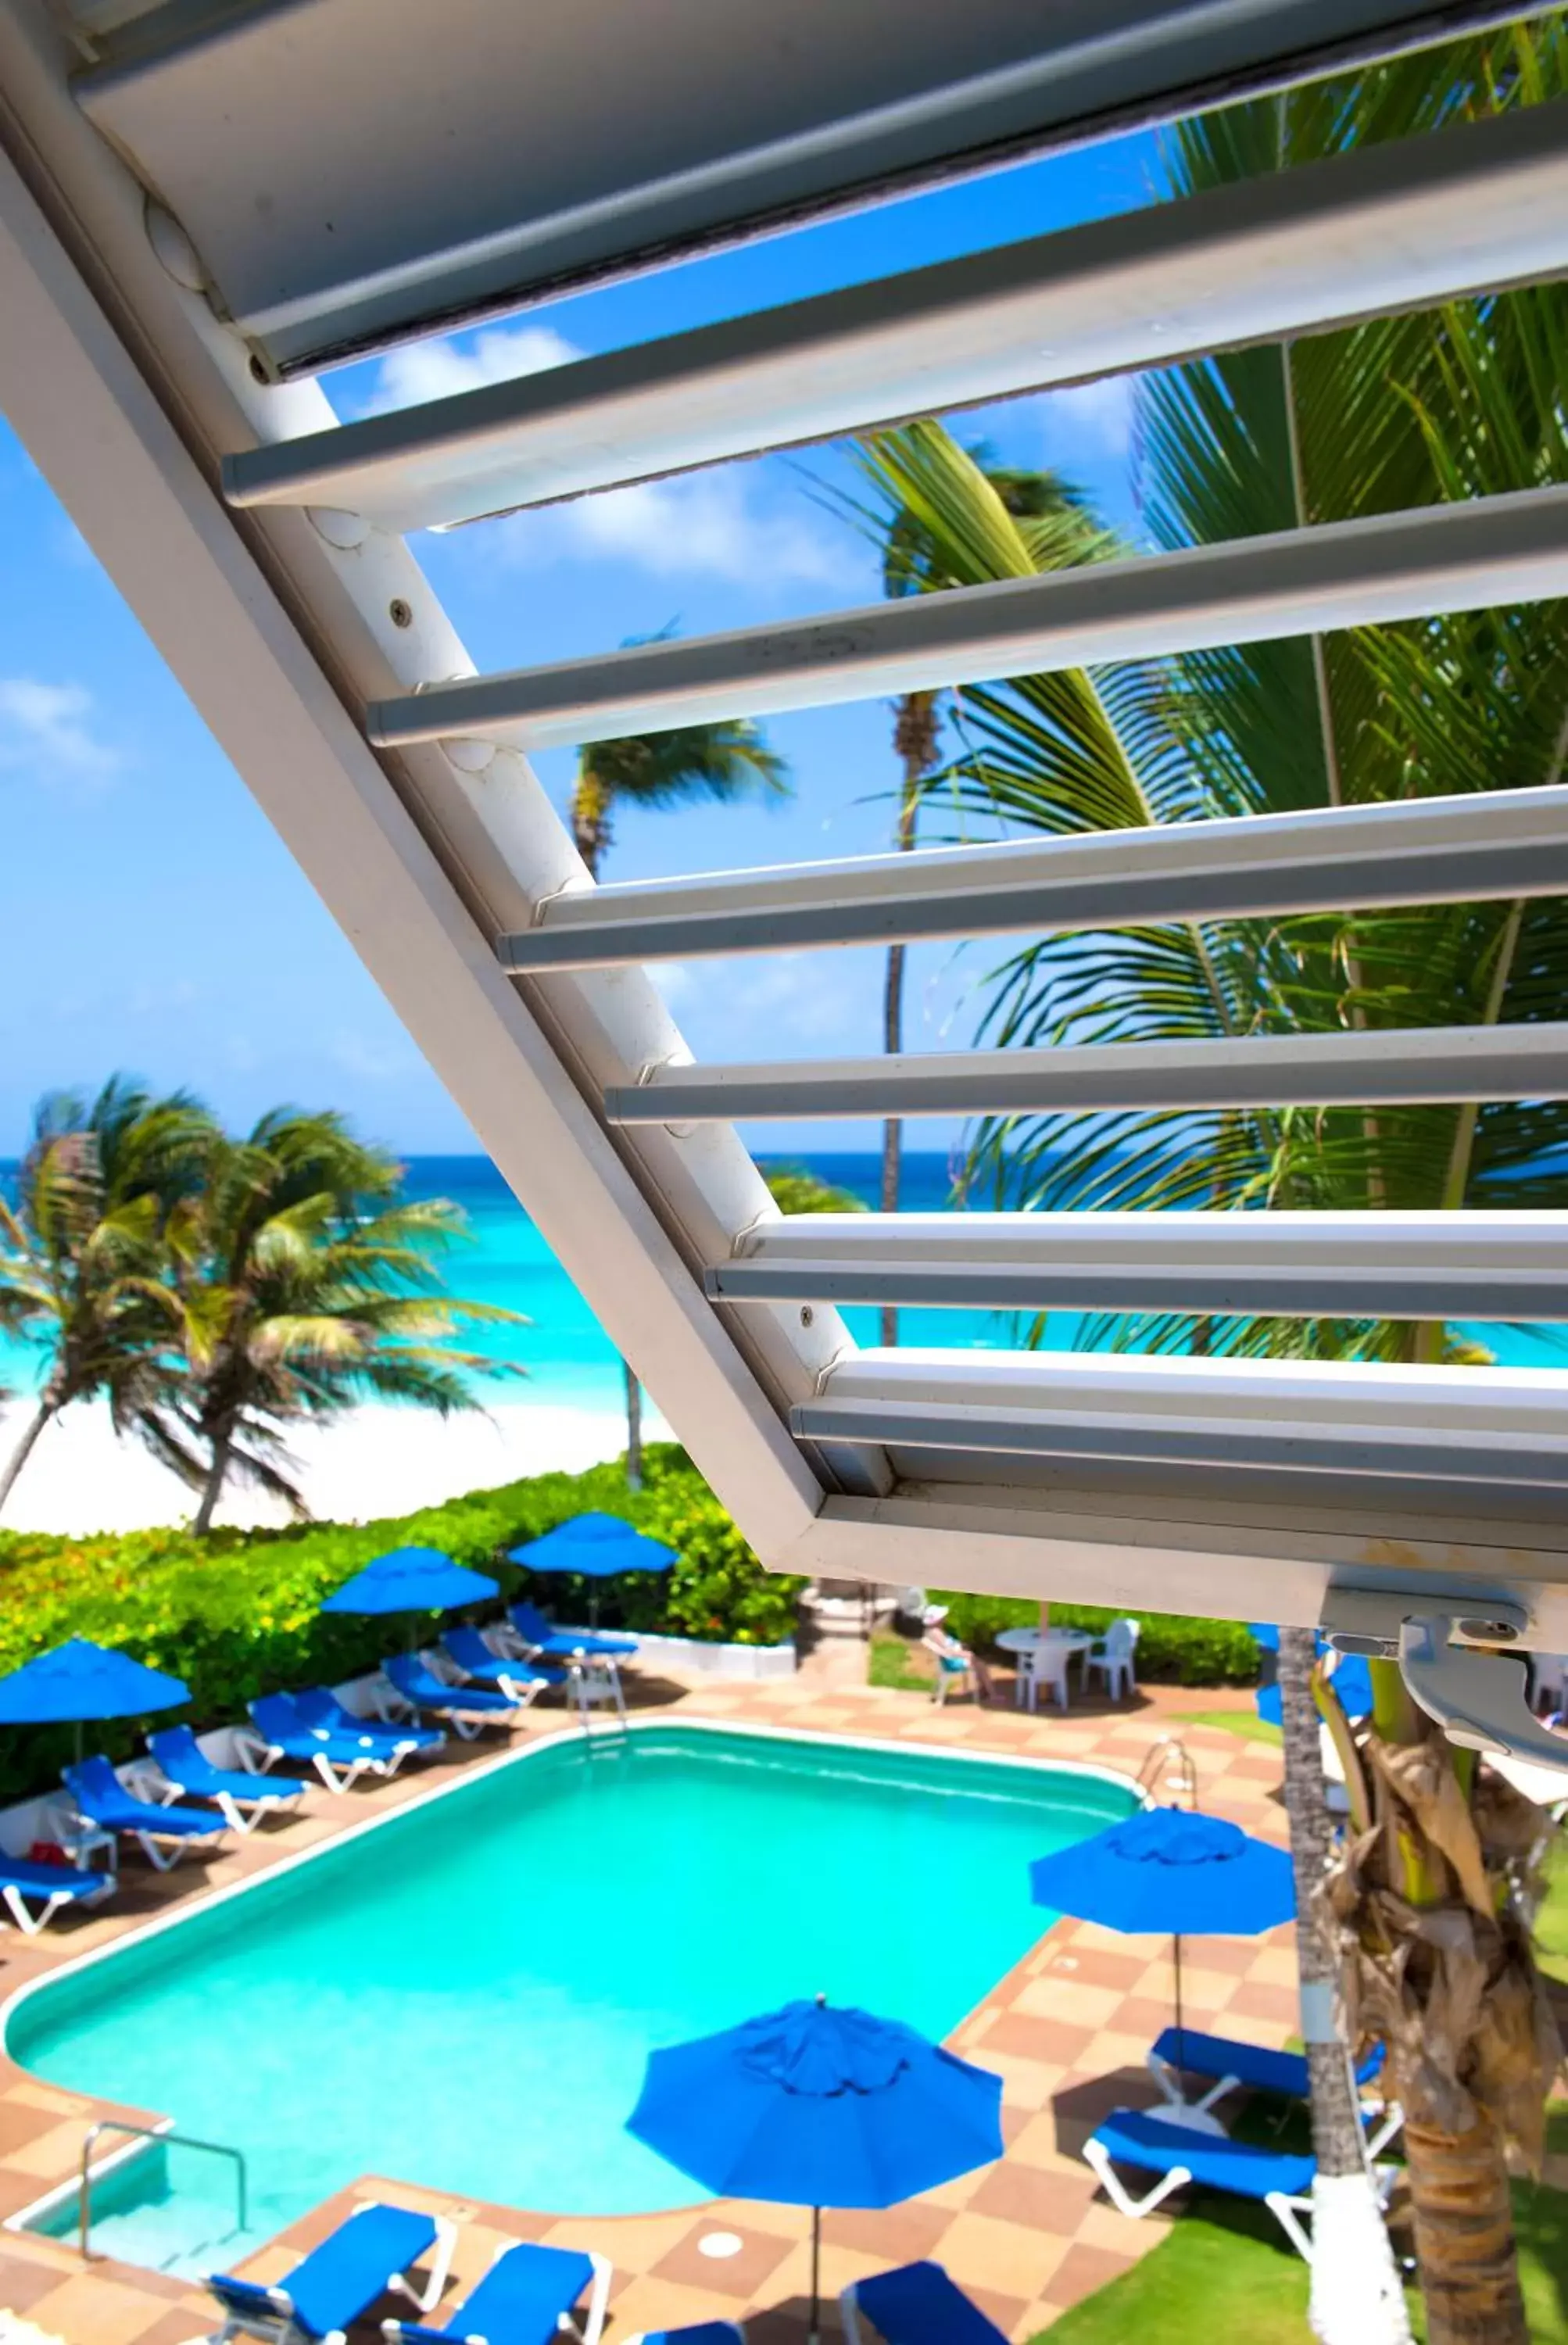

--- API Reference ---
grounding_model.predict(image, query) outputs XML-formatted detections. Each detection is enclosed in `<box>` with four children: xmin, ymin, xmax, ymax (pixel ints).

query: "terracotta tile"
<box><xmin>0</xmin><ymin>2250</ymin><xmax>72</xmax><ymax>2315</ymax></box>
<box><xmin>1226</xmin><ymin>1980</ymin><xmax>1299</xmax><ymax>2025</ymax></box>
<box><xmin>1011</xmin><ymin>1978</ymin><xmax>1125</xmax><ymax>2029</ymax></box>
<box><xmin>651</xmin><ymin>2220</ymin><xmax>793</xmax><ymax>2300</ymax></box>
<box><xmin>933</xmin><ymin>2211</ymin><xmax>1069</xmax><ymax>2300</ymax></box>
<box><xmin>26</xmin><ymin>2272</ymin><xmax>178</xmax><ymax>2345</ymax></box>
<box><xmin>1048</xmin><ymin>2240</ymin><xmax>1142</xmax><ymax>2307</ymax></box>
<box><xmin>978</xmin><ymin>2013</ymin><xmax>1094</xmax><ymax>2068</ymax></box>
<box><xmin>1031</xmin><ymin>1946</ymin><xmax>1146</xmax><ymax>1995</ymax></box>
<box><xmin>116</xmin><ymin>2311</ymin><xmax>220</xmax><ymax>2345</ymax></box>
<box><xmin>965</xmin><ymin>2160</ymin><xmax>1102</xmax><ymax>2235</ymax></box>
<box><xmin>819</xmin><ymin>2201</ymin><xmax>951</xmax><ymax>2264</ymax></box>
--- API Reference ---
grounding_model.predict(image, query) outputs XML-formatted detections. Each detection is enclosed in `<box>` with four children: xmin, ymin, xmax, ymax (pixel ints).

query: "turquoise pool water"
<box><xmin>10</xmin><ymin>1726</ymin><xmax>1132</xmax><ymax>2272</ymax></box>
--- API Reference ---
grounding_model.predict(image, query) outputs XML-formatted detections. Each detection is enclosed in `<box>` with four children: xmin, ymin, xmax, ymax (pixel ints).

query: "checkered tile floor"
<box><xmin>0</xmin><ymin>1666</ymin><xmax>1298</xmax><ymax>2343</ymax></box>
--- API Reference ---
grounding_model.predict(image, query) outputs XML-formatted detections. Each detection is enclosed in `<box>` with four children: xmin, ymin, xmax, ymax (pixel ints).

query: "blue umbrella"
<box><xmin>0</xmin><ymin>1637</ymin><xmax>189</xmax><ymax>1759</ymax></box>
<box><xmin>509</xmin><ymin>1513</ymin><xmax>678</xmax><ymax>1627</ymax></box>
<box><xmin>321</xmin><ymin>1546</ymin><xmax>499</xmax><ymax>1617</ymax></box>
<box><xmin>628</xmin><ymin>1997</ymin><xmax>1002</xmax><ymax>2342</ymax></box>
<box><xmin>1030</xmin><ymin>1806</ymin><xmax>1294</xmax><ymax>2066</ymax></box>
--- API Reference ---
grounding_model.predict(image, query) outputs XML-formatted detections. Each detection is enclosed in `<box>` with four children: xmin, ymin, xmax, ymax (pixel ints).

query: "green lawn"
<box><xmin>1033</xmin><ymin>2172</ymin><xmax>1566</xmax><ymax>2344</ymax></box>
<box><xmin>1036</xmin><ymin>2094</ymin><xmax>1568</xmax><ymax>2343</ymax></box>
<box><xmin>1171</xmin><ymin>1706</ymin><xmax>1283</xmax><ymax>1747</ymax></box>
<box><xmin>868</xmin><ymin>1632</ymin><xmax>933</xmax><ymax>1693</ymax></box>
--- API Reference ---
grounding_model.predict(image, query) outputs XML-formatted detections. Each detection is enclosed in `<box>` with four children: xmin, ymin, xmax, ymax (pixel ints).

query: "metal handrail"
<box><xmin>79</xmin><ymin>2120</ymin><xmax>248</xmax><ymax>2260</ymax></box>
<box><xmin>1136</xmin><ymin>1734</ymin><xmax>1197</xmax><ymax>1810</ymax></box>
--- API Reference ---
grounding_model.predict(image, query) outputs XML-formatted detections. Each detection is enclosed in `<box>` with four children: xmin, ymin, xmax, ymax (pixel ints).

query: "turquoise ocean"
<box><xmin>0</xmin><ymin>1151</ymin><xmax>1559</xmax><ymax>1409</ymax></box>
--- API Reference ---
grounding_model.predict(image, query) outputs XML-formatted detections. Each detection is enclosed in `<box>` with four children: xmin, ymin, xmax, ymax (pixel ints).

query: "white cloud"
<box><xmin>514</xmin><ymin>470</ymin><xmax>848</xmax><ymax>588</ymax></box>
<box><xmin>358</xmin><ymin>323</ymin><xmax>581</xmax><ymax>416</ymax></box>
<box><xmin>0</xmin><ymin>678</ymin><xmax>120</xmax><ymax>782</ymax></box>
<box><xmin>1040</xmin><ymin>374</ymin><xmax>1137</xmax><ymax>460</ymax></box>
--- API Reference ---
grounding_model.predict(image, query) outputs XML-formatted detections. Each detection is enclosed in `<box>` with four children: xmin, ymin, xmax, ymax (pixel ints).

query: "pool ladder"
<box><xmin>78</xmin><ymin>2119</ymin><xmax>249</xmax><ymax>2261</ymax></box>
<box><xmin>1136</xmin><ymin>1735</ymin><xmax>1197</xmax><ymax>1810</ymax></box>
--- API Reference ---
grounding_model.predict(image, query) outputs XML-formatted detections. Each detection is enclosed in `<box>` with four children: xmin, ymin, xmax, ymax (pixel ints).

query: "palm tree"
<box><xmin>761</xmin><ymin>1164</ymin><xmax>868</xmax><ymax>1216</ymax></box>
<box><xmin>0</xmin><ymin>1079</ymin><xmax>209</xmax><ymax>1516</ymax></box>
<box><xmin>836</xmin><ymin>442</ymin><xmax>1109</xmax><ymax>1342</ymax></box>
<box><xmin>569</xmin><ymin>706</ymin><xmax>789</xmax><ymax>1488</ymax></box>
<box><xmin>149</xmin><ymin>1110</ymin><xmax>524</xmax><ymax>1534</ymax></box>
<box><xmin>849</xmin><ymin>28</ymin><xmax>1567</xmax><ymax>2336</ymax></box>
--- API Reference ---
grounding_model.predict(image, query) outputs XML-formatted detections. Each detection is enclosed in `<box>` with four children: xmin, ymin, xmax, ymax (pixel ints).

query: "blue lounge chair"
<box><xmin>62</xmin><ymin>1756</ymin><xmax>229</xmax><ymax>1873</ymax></box>
<box><xmin>841</xmin><ymin>2262</ymin><xmax>1008</xmax><ymax>2345</ymax></box>
<box><xmin>246</xmin><ymin>1692</ymin><xmax>403</xmax><ymax>1796</ymax></box>
<box><xmin>138</xmin><ymin>1726</ymin><xmax>304</xmax><ymax>1834</ymax></box>
<box><xmin>441</xmin><ymin>1626</ymin><xmax>567</xmax><ymax>1699</ymax></box>
<box><xmin>0</xmin><ymin>1854</ymin><xmax>116</xmax><ymax>1935</ymax></box>
<box><xmin>1147</xmin><ymin>2026</ymin><xmax>1389</xmax><ymax>2125</ymax></box>
<box><xmin>507</xmin><ymin>1602</ymin><xmax>636</xmax><ymax>1661</ymax></box>
<box><xmin>207</xmin><ymin>2199</ymin><xmax>456</xmax><ymax>2345</ymax></box>
<box><xmin>627</xmin><ymin>2328</ymin><xmax>744</xmax><ymax>2344</ymax></box>
<box><xmin>378</xmin><ymin>1652</ymin><xmax>523</xmax><ymax>1738</ymax></box>
<box><xmin>293</xmin><ymin>1688</ymin><xmax>444</xmax><ymax>1767</ymax></box>
<box><xmin>381</xmin><ymin>2239</ymin><xmax>611</xmax><ymax>2345</ymax></box>
<box><xmin>1083</xmin><ymin>2107</ymin><xmax>1384</xmax><ymax>2261</ymax></box>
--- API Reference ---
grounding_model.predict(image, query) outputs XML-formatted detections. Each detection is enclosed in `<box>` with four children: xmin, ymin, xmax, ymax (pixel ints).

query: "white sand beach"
<box><xmin>0</xmin><ymin>1394</ymin><xmax>672</xmax><ymax>1538</ymax></box>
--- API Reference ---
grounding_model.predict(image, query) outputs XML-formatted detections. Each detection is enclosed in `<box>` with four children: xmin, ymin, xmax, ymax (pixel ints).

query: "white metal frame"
<box><xmin>5</xmin><ymin>0</ymin><xmax>1568</xmax><ymax>1681</ymax></box>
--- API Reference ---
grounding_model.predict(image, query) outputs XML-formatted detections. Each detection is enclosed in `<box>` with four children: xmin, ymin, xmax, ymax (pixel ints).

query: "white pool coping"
<box><xmin>1</xmin><ymin>1713</ymin><xmax>1141</xmax><ymax>2241</ymax></box>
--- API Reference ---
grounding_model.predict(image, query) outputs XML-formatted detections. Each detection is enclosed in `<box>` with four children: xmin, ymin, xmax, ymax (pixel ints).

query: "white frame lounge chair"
<box><xmin>1083</xmin><ymin>2107</ymin><xmax>1397</xmax><ymax>2264</ymax></box>
<box><xmin>132</xmin><ymin>1727</ymin><xmax>305</xmax><ymax>1835</ymax></box>
<box><xmin>242</xmin><ymin>1695</ymin><xmax>398</xmax><ymax>1796</ymax></box>
<box><xmin>0</xmin><ymin>1854</ymin><xmax>116</xmax><ymax>1935</ymax></box>
<box><xmin>207</xmin><ymin>2200</ymin><xmax>456</xmax><ymax>2345</ymax></box>
<box><xmin>380</xmin><ymin>2239</ymin><xmax>612</xmax><ymax>2345</ymax></box>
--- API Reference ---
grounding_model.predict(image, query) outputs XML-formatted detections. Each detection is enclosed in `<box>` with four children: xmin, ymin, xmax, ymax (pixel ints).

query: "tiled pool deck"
<box><xmin>0</xmin><ymin>1666</ymin><xmax>1302</xmax><ymax>2343</ymax></box>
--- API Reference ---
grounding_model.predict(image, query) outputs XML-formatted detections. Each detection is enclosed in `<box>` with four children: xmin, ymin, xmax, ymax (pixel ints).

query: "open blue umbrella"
<box><xmin>1030</xmin><ymin>1806</ymin><xmax>1294</xmax><ymax>2066</ymax></box>
<box><xmin>322</xmin><ymin>1546</ymin><xmax>498</xmax><ymax>1616</ymax></box>
<box><xmin>0</xmin><ymin>1637</ymin><xmax>189</xmax><ymax>1759</ymax></box>
<box><xmin>628</xmin><ymin>1997</ymin><xmax>1002</xmax><ymax>2343</ymax></box>
<box><xmin>509</xmin><ymin>1513</ymin><xmax>678</xmax><ymax>1627</ymax></box>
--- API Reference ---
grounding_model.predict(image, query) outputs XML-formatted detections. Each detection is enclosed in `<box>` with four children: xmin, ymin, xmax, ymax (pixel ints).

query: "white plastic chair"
<box><xmin>1017</xmin><ymin>1642</ymin><xmax>1070</xmax><ymax>1713</ymax></box>
<box><xmin>1086</xmin><ymin>1618</ymin><xmax>1140</xmax><ymax>1701</ymax></box>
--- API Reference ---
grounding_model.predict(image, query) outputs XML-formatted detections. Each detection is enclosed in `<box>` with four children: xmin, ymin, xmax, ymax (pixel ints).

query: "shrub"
<box><xmin>0</xmin><ymin>1445</ymin><xmax>803</xmax><ymax>1798</ymax></box>
<box><xmin>931</xmin><ymin>1591</ymin><xmax>1259</xmax><ymax>1686</ymax></box>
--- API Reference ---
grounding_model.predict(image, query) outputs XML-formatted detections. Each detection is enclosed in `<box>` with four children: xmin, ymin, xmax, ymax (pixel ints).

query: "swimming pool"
<box><xmin>8</xmin><ymin>1724</ymin><xmax>1133</xmax><ymax>2272</ymax></box>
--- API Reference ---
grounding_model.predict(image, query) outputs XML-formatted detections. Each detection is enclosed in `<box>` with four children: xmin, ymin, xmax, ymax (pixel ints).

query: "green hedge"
<box><xmin>931</xmin><ymin>1591</ymin><xmax>1259</xmax><ymax>1686</ymax></box>
<box><xmin>0</xmin><ymin>1445</ymin><xmax>803</xmax><ymax>1799</ymax></box>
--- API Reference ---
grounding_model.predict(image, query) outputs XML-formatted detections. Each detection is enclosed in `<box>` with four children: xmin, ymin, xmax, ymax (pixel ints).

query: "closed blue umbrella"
<box><xmin>321</xmin><ymin>1546</ymin><xmax>499</xmax><ymax>1616</ymax></box>
<box><xmin>628</xmin><ymin>1997</ymin><xmax>1002</xmax><ymax>2343</ymax></box>
<box><xmin>0</xmin><ymin>1637</ymin><xmax>189</xmax><ymax>1759</ymax></box>
<box><xmin>509</xmin><ymin>1513</ymin><xmax>678</xmax><ymax>1627</ymax></box>
<box><xmin>1252</xmin><ymin>1624</ymin><xmax>1372</xmax><ymax>1727</ymax></box>
<box><xmin>1030</xmin><ymin>1807</ymin><xmax>1294</xmax><ymax>2068</ymax></box>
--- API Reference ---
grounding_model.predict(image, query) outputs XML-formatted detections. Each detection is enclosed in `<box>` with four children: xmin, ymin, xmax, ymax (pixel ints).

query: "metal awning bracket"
<box><xmin>1322</xmin><ymin>1586</ymin><xmax>1568</xmax><ymax>1770</ymax></box>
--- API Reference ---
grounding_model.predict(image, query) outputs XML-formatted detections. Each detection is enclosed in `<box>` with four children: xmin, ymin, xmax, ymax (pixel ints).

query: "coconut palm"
<box><xmin>147</xmin><ymin>1110</ymin><xmax>524</xmax><ymax>1534</ymax></box>
<box><xmin>762</xmin><ymin>1164</ymin><xmax>868</xmax><ymax>1215</ymax></box>
<box><xmin>833</xmin><ymin>442</ymin><xmax>1110</xmax><ymax>1339</ymax></box>
<box><xmin>0</xmin><ymin>1079</ymin><xmax>210</xmax><ymax>1515</ymax></box>
<box><xmin>569</xmin><ymin>701</ymin><xmax>789</xmax><ymax>1487</ymax></box>
<box><xmin>851</xmin><ymin>27</ymin><xmax>1567</xmax><ymax>2335</ymax></box>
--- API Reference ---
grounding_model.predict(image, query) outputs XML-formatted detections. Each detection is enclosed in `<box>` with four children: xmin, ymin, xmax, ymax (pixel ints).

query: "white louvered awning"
<box><xmin>3</xmin><ymin>0</ymin><xmax>1567</xmax><ymax>1709</ymax></box>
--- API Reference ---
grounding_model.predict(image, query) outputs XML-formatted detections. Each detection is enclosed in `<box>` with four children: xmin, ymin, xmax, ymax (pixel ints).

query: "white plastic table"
<box><xmin>995</xmin><ymin>1627</ymin><xmax>1095</xmax><ymax>1712</ymax></box>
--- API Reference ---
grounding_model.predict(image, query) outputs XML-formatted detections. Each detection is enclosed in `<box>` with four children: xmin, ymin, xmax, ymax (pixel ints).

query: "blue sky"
<box><xmin>0</xmin><ymin>124</ymin><xmax>1155</xmax><ymax>1161</ymax></box>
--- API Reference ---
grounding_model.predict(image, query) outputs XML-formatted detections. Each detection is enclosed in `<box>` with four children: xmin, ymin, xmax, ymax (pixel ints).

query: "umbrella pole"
<box><xmin>1173</xmin><ymin>1932</ymin><xmax>1184</xmax><ymax>2071</ymax></box>
<box><xmin>810</xmin><ymin>2203</ymin><xmax>821</xmax><ymax>2343</ymax></box>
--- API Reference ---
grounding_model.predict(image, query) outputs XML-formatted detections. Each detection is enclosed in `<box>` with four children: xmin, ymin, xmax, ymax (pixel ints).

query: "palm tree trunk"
<box><xmin>881</xmin><ymin>693</ymin><xmax>936</xmax><ymax>1345</ymax></box>
<box><xmin>193</xmin><ymin>1425</ymin><xmax>232</xmax><ymax>1536</ymax></box>
<box><xmin>1362</xmin><ymin>1661</ymin><xmax>1530</xmax><ymax>2345</ymax></box>
<box><xmin>624</xmin><ymin>1359</ymin><xmax>643</xmax><ymax>1493</ymax></box>
<box><xmin>1401</xmin><ymin>2116</ymin><xmax>1527</xmax><ymax>2345</ymax></box>
<box><xmin>1276</xmin><ymin>1628</ymin><xmax>1411</xmax><ymax>2344</ymax></box>
<box><xmin>0</xmin><ymin>1395</ymin><xmax>55</xmax><ymax>1518</ymax></box>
